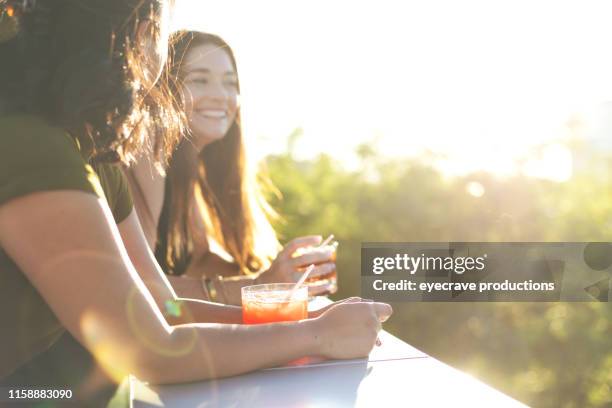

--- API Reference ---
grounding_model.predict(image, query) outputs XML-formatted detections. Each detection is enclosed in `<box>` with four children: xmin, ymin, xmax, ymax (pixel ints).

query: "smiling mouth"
<box><xmin>198</xmin><ymin>109</ymin><xmax>227</xmax><ymax>119</ymax></box>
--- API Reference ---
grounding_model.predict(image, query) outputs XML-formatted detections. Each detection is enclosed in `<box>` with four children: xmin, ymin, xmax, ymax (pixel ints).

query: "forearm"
<box><xmin>166</xmin><ymin>274</ymin><xmax>206</xmax><ymax>300</ymax></box>
<box><xmin>0</xmin><ymin>192</ymin><xmax>328</xmax><ymax>387</ymax></box>
<box><xmin>145</xmin><ymin>319</ymin><xmax>320</xmax><ymax>384</ymax></box>
<box><xmin>179</xmin><ymin>255</ymin><xmax>252</xmax><ymax>305</ymax></box>
<box><xmin>172</xmin><ymin>298</ymin><xmax>243</xmax><ymax>324</ymax></box>
<box><xmin>208</xmin><ymin>273</ymin><xmax>260</xmax><ymax>306</ymax></box>
<box><xmin>130</xmin><ymin>268</ymin><xmax>241</xmax><ymax>324</ymax></box>
<box><xmin>171</xmin><ymin>265</ymin><xmax>261</xmax><ymax>306</ymax></box>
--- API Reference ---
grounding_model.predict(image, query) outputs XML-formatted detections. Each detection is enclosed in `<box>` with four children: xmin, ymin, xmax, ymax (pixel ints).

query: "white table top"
<box><xmin>130</xmin><ymin>330</ymin><xmax>527</xmax><ymax>408</ymax></box>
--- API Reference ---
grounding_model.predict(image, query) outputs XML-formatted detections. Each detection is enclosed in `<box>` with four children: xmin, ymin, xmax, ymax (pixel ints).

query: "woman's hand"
<box><xmin>312</xmin><ymin>300</ymin><xmax>392</xmax><ymax>360</ymax></box>
<box><xmin>260</xmin><ymin>235</ymin><xmax>336</xmax><ymax>285</ymax></box>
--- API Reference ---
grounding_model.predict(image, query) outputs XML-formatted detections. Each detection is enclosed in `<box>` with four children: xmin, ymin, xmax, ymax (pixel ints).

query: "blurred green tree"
<box><xmin>264</xmin><ymin>133</ymin><xmax>612</xmax><ymax>408</ymax></box>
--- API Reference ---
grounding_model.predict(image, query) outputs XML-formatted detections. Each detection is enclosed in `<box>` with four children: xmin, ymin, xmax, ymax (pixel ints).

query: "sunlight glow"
<box><xmin>466</xmin><ymin>181</ymin><xmax>485</xmax><ymax>198</ymax></box>
<box><xmin>81</xmin><ymin>312</ymin><xmax>134</xmax><ymax>383</ymax></box>
<box><xmin>173</xmin><ymin>0</ymin><xmax>612</xmax><ymax>180</ymax></box>
<box><xmin>355</xmin><ymin>359</ymin><xmax>527</xmax><ymax>407</ymax></box>
<box><xmin>522</xmin><ymin>144</ymin><xmax>573</xmax><ymax>183</ymax></box>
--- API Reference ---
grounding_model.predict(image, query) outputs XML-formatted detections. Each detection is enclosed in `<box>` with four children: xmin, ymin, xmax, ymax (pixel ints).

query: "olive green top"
<box><xmin>0</xmin><ymin>114</ymin><xmax>133</xmax><ymax>379</ymax></box>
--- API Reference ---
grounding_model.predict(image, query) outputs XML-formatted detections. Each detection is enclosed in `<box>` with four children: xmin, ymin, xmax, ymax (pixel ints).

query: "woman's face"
<box><xmin>181</xmin><ymin>43</ymin><xmax>239</xmax><ymax>151</ymax></box>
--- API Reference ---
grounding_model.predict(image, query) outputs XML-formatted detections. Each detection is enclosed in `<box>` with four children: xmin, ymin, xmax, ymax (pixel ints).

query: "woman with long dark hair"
<box><xmin>0</xmin><ymin>2</ymin><xmax>391</xmax><ymax>403</ymax></box>
<box><xmin>128</xmin><ymin>31</ymin><xmax>338</xmax><ymax>305</ymax></box>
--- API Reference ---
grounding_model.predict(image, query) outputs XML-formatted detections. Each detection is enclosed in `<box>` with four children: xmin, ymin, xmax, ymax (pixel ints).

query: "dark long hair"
<box><xmin>160</xmin><ymin>31</ymin><xmax>280</xmax><ymax>275</ymax></box>
<box><xmin>0</xmin><ymin>0</ymin><xmax>183</xmax><ymax>163</ymax></box>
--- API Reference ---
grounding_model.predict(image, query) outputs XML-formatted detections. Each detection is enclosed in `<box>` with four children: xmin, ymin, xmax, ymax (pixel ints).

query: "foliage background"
<box><xmin>264</xmin><ymin>134</ymin><xmax>612</xmax><ymax>408</ymax></box>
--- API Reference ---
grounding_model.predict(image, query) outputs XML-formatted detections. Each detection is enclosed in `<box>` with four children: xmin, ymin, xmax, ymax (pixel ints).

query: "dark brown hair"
<box><xmin>0</xmin><ymin>0</ymin><xmax>183</xmax><ymax>164</ymax></box>
<box><xmin>160</xmin><ymin>31</ymin><xmax>280</xmax><ymax>275</ymax></box>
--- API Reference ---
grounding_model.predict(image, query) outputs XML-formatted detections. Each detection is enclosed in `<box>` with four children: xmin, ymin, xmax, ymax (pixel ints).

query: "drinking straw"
<box><xmin>286</xmin><ymin>264</ymin><xmax>315</xmax><ymax>300</ymax></box>
<box><xmin>319</xmin><ymin>234</ymin><xmax>335</xmax><ymax>248</ymax></box>
<box><xmin>285</xmin><ymin>234</ymin><xmax>336</xmax><ymax>300</ymax></box>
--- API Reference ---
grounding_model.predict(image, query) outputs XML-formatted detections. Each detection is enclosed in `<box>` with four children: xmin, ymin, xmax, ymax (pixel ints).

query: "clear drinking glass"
<box><xmin>241</xmin><ymin>283</ymin><xmax>308</xmax><ymax>324</ymax></box>
<box><xmin>294</xmin><ymin>242</ymin><xmax>338</xmax><ymax>296</ymax></box>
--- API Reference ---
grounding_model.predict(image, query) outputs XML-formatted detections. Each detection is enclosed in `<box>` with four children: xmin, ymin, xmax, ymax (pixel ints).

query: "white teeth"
<box><xmin>199</xmin><ymin>110</ymin><xmax>226</xmax><ymax>118</ymax></box>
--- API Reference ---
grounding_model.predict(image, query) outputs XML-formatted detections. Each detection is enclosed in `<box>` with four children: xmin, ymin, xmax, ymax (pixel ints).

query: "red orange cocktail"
<box><xmin>241</xmin><ymin>283</ymin><xmax>308</xmax><ymax>324</ymax></box>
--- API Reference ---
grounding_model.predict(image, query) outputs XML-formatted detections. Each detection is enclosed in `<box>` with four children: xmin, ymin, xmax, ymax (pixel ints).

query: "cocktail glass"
<box><xmin>241</xmin><ymin>283</ymin><xmax>308</xmax><ymax>324</ymax></box>
<box><xmin>294</xmin><ymin>242</ymin><xmax>338</xmax><ymax>296</ymax></box>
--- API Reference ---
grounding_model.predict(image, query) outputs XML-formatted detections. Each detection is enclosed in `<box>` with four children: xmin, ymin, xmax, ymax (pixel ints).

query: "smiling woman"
<box><xmin>181</xmin><ymin>39</ymin><xmax>240</xmax><ymax>149</ymax></box>
<box><xmin>126</xmin><ymin>32</ymin><xmax>339</xmax><ymax>305</ymax></box>
<box><xmin>154</xmin><ymin>32</ymin><xmax>281</xmax><ymax>280</ymax></box>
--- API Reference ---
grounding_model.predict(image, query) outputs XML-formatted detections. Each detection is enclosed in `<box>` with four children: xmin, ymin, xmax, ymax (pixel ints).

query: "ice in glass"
<box><xmin>241</xmin><ymin>283</ymin><xmax>308</xmax><ymax>324</ymax></box>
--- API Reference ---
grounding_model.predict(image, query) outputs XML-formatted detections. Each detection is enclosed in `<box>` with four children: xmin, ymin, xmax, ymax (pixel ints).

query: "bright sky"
<box><xmin>173</xmin><ymin>0</ymin><xmax>612</xmax><ymax>179</ymax></box>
